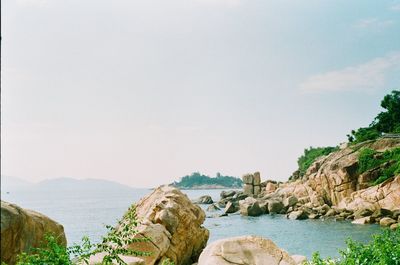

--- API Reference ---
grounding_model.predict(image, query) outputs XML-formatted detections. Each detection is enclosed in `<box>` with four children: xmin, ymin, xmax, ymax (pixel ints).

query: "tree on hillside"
<box><xmin>347</xmin><ymin>90</ymin><xmax>400</xmax><ymax>144</ymax></box>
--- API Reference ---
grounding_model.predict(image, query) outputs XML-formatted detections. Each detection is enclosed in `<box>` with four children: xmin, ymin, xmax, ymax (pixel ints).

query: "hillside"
<box><xmin>172</xmin><ymin>172</ymin><xmax>242</xmax><ymax>189</ymax></box>
<box><xmin>277</xmin><ymin>137</ymin><xmax>400</xmax><ymax>210</ymax></box>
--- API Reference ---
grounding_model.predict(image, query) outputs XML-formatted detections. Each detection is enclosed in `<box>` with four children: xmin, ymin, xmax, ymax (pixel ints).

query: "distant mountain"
<box><xmin>1</xmin><ymin>176</ymin><xmax>33</xmax><ymax>192</ymax></box>
<box><xmin>1</xmin><ymin>176</ymin><xmax>137</xmax><ymax>193</ymax></box>
<box><xmin>172</xmin><ymin>172</ymin><xmax>243</xmax><ymax>189</ymax></box>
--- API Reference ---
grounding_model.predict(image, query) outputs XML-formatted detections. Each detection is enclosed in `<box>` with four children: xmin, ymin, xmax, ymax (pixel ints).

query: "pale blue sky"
<box><xmin>2</xmin><ymin>0</ymin><xmax>400</xmax><ymax>187</ymax></box>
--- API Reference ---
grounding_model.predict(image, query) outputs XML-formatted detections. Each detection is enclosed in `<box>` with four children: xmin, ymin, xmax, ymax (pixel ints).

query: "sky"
<box><xmin>1</xmin><ymin>0</ymin><xmax>400</xmax><ymax>188</ymax></box>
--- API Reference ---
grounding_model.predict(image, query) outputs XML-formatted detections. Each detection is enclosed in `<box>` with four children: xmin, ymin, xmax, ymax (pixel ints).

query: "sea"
<box><xmin>2</xmin><ymin>188</ymin><xmax>382</xmax><ymax>259</ymax></box>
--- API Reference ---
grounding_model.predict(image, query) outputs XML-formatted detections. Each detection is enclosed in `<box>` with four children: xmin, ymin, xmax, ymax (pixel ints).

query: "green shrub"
<box><xmin>347</xmin><ymin>127</ymin><xmax>381</xmax><ymax>145</ymax></box>
<box><xmin>348</xmin><ymin>90</ymin><xmax>400</xmax><ymax>144</ymax></box>
<box><xmin>306</xmin><ymin>228</ymin><xmax>400</xmax><ymax>265</ymax></box>
<box><xmin>358</xmin><ymin>147</ymin><xmax>400</xmax><ymax>185</ymax></box>
<box><xmin>13</xmin><ymin>204</ymin><xmax>151</xmax><ymax>265</ymax></box>
<box><xmin>16</xmin><ymin>234</ymin><xmax>71</xmax><ymax>265</ymax></box>
<box><xmin>357</xmin><ymin>148</ymin><xmax>379</xmax><ymax>173</ymax></box>
<box><xmin>297</xmin><ymin>146</ymin><xmax>339</xmax><ymax>177</ymax></box>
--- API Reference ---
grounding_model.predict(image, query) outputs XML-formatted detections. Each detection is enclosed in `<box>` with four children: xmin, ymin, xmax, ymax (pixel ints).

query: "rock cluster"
<box><xmin>224</xmin><ymin>171</ymin><xmax>400</xmax><ymax>228</ymax></box>
<box><xmin>242</xmin><ymin>172</ymin><xmax>261</xmax><ymax>196</ymax></box>
<box><xmin>1</xmin><ymin>201</ymin><xmax>67</xmax><ymax>265</ymax></box>
<box><xmin>220</xmin><ymin>138</ymin><xmax>400</xmax><ymax>226</ymax></box>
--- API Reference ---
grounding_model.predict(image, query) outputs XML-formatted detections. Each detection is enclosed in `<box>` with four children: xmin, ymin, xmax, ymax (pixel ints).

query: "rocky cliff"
<box><xmin>277</xmin><ymin>138</ymin><xmax>400</xmax><ymax>210</ymax></box>
<box><xmin>1</xmin><ymin>201</ymin><xmax>67</xmax><ymax>265</ymax></box>
<box><xmin>216</xmin><ymin>138</ymin><xmax>400</xmax><ymax>227</ymax></box>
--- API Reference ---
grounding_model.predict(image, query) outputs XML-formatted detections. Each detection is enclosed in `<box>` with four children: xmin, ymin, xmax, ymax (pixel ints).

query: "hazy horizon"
<box><xmin>2</xmin><ymin>0</ymin><xmax>400</xmax><ymax>188</ymax></box>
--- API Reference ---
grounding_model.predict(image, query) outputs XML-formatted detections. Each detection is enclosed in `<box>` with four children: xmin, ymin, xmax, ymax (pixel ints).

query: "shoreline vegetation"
<box><xmin>170</xmin><ymin>172</ymin><xmax>243</xmax><ymax>189</ymax></box>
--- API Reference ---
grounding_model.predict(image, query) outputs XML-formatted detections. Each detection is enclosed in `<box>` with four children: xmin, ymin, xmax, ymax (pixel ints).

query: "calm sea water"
<box><xmin>2</xmin><ymin>188</ymin><xmax>382</xmax><ymax>258</ymax></box>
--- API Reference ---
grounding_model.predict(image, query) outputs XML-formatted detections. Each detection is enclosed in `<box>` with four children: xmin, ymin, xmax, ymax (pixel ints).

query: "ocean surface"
<box><xmin>2</xmin><ymin>188</ymin><xmax>382</xmax><ymax>259</ymax></box>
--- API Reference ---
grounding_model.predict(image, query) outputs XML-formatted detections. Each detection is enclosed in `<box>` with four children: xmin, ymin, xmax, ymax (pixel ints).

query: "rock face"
<box><xmin>279</xmin><ymin>138</ymin><xmax>400</xmax><ymax>207</ymax></box>
<box><xmin>1</xmin><ymin>201</ymin><xmax>67</xmax><ymax>265</ymax></box>
<box><xmin>242</xmin><ymin>172</ymin><xmax>261</xmax><ymax>196</ymax></box>
<box><xmin>96</xmin><ymin>186</ymin><xmax>209</xmax><ymax>265</ymax></box>
<box><xmin>338</xmin><ymin>175</ymin><xmax>400</xmax><ymax>212</ymax></box>
<box><xmin>198</xmin><ymin>236</ymin><xmax>297</xmax><ymax>265</ymax></box>
<box><xmin>232</xmin><ymin>138</ymin><xmax>400</xmax><ymax>226</ymax></box>
<box><xmin>239</xmin><ymin>197</ymin><xmax>263</xmax><ymax>216</ymax></box>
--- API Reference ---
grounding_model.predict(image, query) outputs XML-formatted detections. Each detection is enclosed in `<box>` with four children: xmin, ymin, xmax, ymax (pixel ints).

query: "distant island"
<box><xmin>171</xmin><ymin>172</ymin><xmax>243</xmax><ymax>189</ymax></box>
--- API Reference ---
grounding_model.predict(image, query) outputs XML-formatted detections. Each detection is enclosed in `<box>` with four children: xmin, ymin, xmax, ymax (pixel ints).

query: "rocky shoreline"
<box><xmin>195</xmin><ymin>137</ymin><xmax>400</xmax><ymax>230</ymax></box>
<box><xmin>1</xmin><ymin>137</ymin><xmax>399</xmax><ymax>264</ymax></box>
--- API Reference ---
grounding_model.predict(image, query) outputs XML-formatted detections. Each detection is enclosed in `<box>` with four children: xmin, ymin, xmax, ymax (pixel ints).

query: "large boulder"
<box><xmin>288</xmin><ymin>210</ymin><xmax>308</xmax><ymax>220</ymax></box>
<box><xmin>89</xmin><ymin>186</ymin><xmax>209</xmax><ymax>265</ymax></box>
<box><xmin>283</xmin><ymin>196</ymin><xmax>298</xmax><ymax>208</ymax></box>
<box><xmin>239</xmin><ymin>198</ymin><xmax>263</xmax><ymax>217</ymax></box>
<box><xmin>220</xmin><ymin>190</ymin><xmax>236</xmax><ymax>199</ymax></box>
<box><xmin>198</xmin><ymin>236</ymin><xmax>297</xmax><ymax>265</ymax></box>
<box><xmin>134</xmin><ymin>186</ymin><xmax>209</xmax><ymax>265</ymax></box>
<box><xmin>352</xmin><ymin>216</ymin><xmax>374</xmax><ymax>225</ymax></box>
<box><xmin>224</xmin><ymin>201</ymin><xmax>238</xmax><ymax>214</ymax></box>
<box><xmin>1</xmin><ymin>201</ymin><xmax>67</xmax><ymax>265</ymax></box>
<box><xmin>379</xmin><ymin>217</ymin><xmax>397</xmax><ymax>227</ymax></box>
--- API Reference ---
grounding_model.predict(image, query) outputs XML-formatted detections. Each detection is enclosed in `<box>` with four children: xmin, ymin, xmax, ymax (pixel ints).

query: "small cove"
<box><xmin>2</xmin><ymin>188</ymin><xmax>382</xmax><ymax>259</ymax></box>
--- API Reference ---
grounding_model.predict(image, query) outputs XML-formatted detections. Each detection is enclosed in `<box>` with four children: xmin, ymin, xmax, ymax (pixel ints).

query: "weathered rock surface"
<box><xmin>338</xmin><ymin>175</ymin><xmax>400</xmax><ymax>212</ymax></box>
<box><xmin>352</xmin><ymin>216</ymin><xmax>374</xmax><ymax>225</ymax></box>
<box><xmin>89</xmin><ymin>186</ymin><xmax>209</xmax><ymax>265</ymax></box>
<box><xmin>234</xmin><ymin>138</ymin><xmax>399</xmax><ymax>225</ymax></box>
<box><xmin>194</xmin><ymin>195</ymin><xmax>213</xmax><ymax>204</ymax></box>
<box><xmin>379</xmin><ymin>217</ymin><xmax>396</xmax><ymax>227</ymax></box>
<box><xmin>1</xmin><ymin>201</ymin><xmax>67</xmax><ymax>265</ymax></box>
<box><xmin>198</xmin><ymin>236</ymin><xmax>297</xmax><ymax>265</ymax></box>
<box><xmin>207</xmin><ymin>204</ymin><xmax>220</xmax><ymax>212</ymax></box>
<box><xmin>224</xmin><ymin>201</ymin><xmax>238</xmax><ymax>214</ymax></box>
<box><xmin>220</xmin><ymin>190</ymin><xmax>236</xmax><ymax>199</ymax></box>
<box><xmin>268</xmin><ymin>200</ymin><xmax>284</xmax><ymax>214</ymax></box>
<box><xmin>281</xmin><ymin>138</ymin><xmax>400</xmax><ymax>208</ymax></box>
<box><xmin>239</xmin><ymin>197</ymin><xmax>263</xmax><ymax>216</ymax></box>
<box><xmin>288</xmin><ymin>210</ymin><xmax>308</xmax><ymax>220</ymax></box>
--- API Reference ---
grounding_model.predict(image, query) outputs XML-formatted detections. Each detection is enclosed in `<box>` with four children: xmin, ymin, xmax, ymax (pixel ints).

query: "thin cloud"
<box><xmin>354</xmin><ymin>18</ymin><xmax>394</xmax><ymax>29</ymax></box>
<box><xmin>299</xmin><ymin>52</ymin><xmax>400</xmax><ymax>93</ymax></box>
<box><xmin>391</xmin><ymin>3</ymin><xmax>400</xmax><ymax>11</ymax></box>
<box><xmin>194</xmin><ymin>0</ymin><xmax>241</xmax><ymax>8</ymax></box>
<box><xmin>16</xmin><ymin>0</ymin><xmax>48</xmax><ymax>7</ymax></box>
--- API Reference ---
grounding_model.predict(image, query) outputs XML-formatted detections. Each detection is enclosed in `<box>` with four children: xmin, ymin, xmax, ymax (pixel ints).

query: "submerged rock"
<box><xmin>207</xmin><ymin>204</ymin><xmax>220</xmax><ymax>212</ymax></box>
<box><xmin>198</xmin><ymin>236</ymin><xmax>297</xmax><ymax>265</ymax></box>
<box><xmin>1</xmin><ymin>201</ymin><xmax>67</xmax><ymax>265</ymax></box>
<box><xmin>194</xmin><ymin>195</ymin><xmax>213</xmax><ymax>204</ymax></box>
<box><xmin>224</xmin><ymin>201</ymin><xmax>238</xmax><ymax>214</ymax></box>
<box><xmin>220</xmin><ymin>190</ymin><xmax>236</xmax><ymax>199</ymax></box>
<box><xmin>288</xmin><ymin>210</ymin><xmax>308</xmax><ymax>220</ymax></box>
<box><xmin>352</xmin><ymin>216</ymin><xmax>374</xmax><ymax>225</ymax></box>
